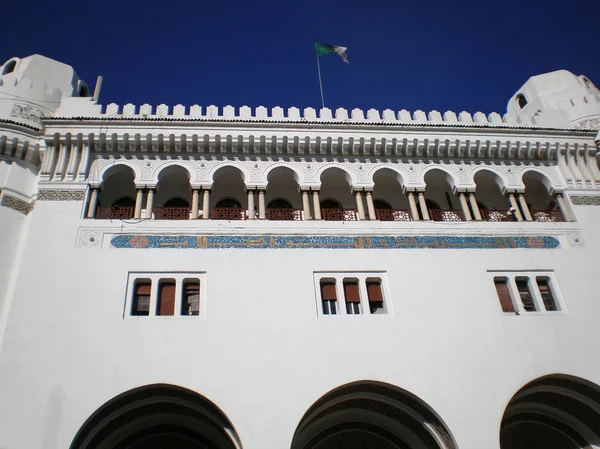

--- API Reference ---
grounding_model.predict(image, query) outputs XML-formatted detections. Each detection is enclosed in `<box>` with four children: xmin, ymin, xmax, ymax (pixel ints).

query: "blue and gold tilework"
<box><xmin>110</xmin><ymin>234</ymin><xmax>560</xmax><ymax>250</ymax></box>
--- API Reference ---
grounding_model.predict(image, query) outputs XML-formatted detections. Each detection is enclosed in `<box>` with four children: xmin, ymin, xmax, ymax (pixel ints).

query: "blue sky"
<box><xmin>2</xmin><ymin>0</ymin><xmax>599</xmax><ymax>115</ymax></box>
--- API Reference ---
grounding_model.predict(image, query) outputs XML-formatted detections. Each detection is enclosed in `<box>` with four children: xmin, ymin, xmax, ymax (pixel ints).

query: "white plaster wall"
<box><xmin>0</xmin><ymin>207</ymin><xmax>27</xmax><ymax>323</ymax></box>
<box><xmin>0</xmin><ymin>199</ymin><xmax>599</xmax><ymax>449</ymax></box>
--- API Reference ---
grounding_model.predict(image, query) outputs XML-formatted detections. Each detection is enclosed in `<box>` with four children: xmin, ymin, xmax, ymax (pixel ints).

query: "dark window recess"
<box><xmin>182</xmin><ymin>281</ymin><xmax>200</xmax><ymax>315</ymax></box>
<box><xmin>516</xmin><ymin>279</ymin><xmax>536</xmax><ymax>311</ymax></box>
<box><xmin>344</xmin><ymin>280</ymin><xmax>361</xmax><ymax>315</ymax></box>
<box><xmin>320</xmin><ymin>281</ymin><xmax>337</xmax><ymax>315</ymax></box>
<box><xmin>494</xmin><ymin>278</ymin><xmax>515</xmax><ymax>313</ymax></box>
<box><xmin>157</xmin><ymin>281</ymin><xmax>176</xmax><ymax>316</ymax></box>
<box><xmin>537</xmin><ymin>278</ymin><xmax>557</xmax><ymax>311</ymax></box>
<box><xmin>366</xmin><ymin>280</ymin><xmax>385</xmax><ymax>314</ymax></box>
<box><xmin>132</xmin><ymin>282</ymin><xmax>151</xmax><ymax>316</ymax></box>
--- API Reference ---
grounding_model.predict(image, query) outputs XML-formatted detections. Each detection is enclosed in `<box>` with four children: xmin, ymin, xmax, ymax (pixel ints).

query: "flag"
<box><xmin>315</xmin><ymin>41</ymin><xmax>349</xmax><ymax>63</ymax></box>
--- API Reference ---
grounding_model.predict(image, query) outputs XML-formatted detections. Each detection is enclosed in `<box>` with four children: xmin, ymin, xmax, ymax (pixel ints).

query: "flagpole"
<box><xmin>316</xmin><ymin>53</ymin><xmax>325</xmax><ymax>109</ymax></box>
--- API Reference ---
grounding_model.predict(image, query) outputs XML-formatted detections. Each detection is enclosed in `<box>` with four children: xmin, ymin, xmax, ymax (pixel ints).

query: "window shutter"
<box><xmin>135</xmin><ymin>282</ymin><xmax>151</xmax><ymax>296</ymax></box>
<box><xmin>184</xmin><ymin>283</ymin><xmax>200</xmax><ymax>295</ymax></box>
<box><xmin>344</xmin><ymin>281</ymin><xmax>361</xmax><ymax>303</ymax></box>
<box><xmin>158</xmin><ymin>282</ymin><xmax>176</xmax><ymax>316</ymax></box>
<box><xmin>494</xmin><ymin>279</ymin><xmax>515</xmax><ymax>312</ymax></box>
<box><xmin>321</xmin><ymin>282</ymin><xmax>337</xmax><ymax>301</ymax></box>
<box><xmin>366</xmin><ymin>281</ymin><xmax>383</xmax><ymax>302</ymax></box>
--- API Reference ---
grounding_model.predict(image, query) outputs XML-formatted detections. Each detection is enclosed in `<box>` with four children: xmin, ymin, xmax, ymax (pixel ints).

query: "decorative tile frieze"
<box><xmin>37</xmin><ymin>189</ymin><xmax>86</xmax><ymax>201</ymax></box>
<box><xmin>110</xmin><ymin>234</ymin><xmax>559</xmax><ymax>250</ymax></box>
<box><xmin>570</xmin><ymin>195</ymin><xmax>600</xmax><ymax>205</ymax></box>
<box><xmin>1</xmin><ymin>194</ymin><xmax>34</xmax><ymax>215</ymax></box>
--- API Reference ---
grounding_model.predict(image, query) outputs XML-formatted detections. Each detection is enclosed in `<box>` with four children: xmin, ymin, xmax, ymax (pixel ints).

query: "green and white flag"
<box><xmin>315</xmin><ymin>41</ymin><xmax>349</xmax><ymax>63</ymax></box>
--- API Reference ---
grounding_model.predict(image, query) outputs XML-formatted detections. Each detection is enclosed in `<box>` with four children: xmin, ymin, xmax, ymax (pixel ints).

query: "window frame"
<box><xmin>125</xmin><ymin>272</ymin><xmax>207</xmax><ymax>319</ymax></box>
<box><xmin>314</xmin><ymin>271</ymin><xmax>391</xmax><ymax>317</ymax></box>
<box><xmin>488</xmin><ymin>270</ymin><xmax>567</xmax><ymax>315</ymax></box>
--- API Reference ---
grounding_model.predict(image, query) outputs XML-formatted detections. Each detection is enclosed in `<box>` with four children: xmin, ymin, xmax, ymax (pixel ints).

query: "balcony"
<box><xmin>376</xmin><ymin>209</ymin><xmax>412</xmax><ymax>222</ymax></box>
<box><xmin>532</xmin><ymin>210</ymin><xmax>564</xmax><ymax>222</ymax></box>
<box><xmin>211</xmin><ymin>207</ymin><xmax>247</xmax><ymax>220</ymax></box>
<box><xmin>322</xmin><ymin>208</ymin><xmax>358</xmax><ymax>221</ymax></box>
<box><xmin>154</xmin><ymin>207</ymin><xmax>191</xmax><ymax>220</ymax></box>
<box><xmin>481</xmin><ymin>210</ymin><xmax>512</xmax><ymax>222</ymax></box>
<box><xmin>95</xmin><ymin>206</ymin><xmax>134</xmax><ymax>220</ymax></box>
<box><xmin>429</xmin><ymin>209</ymin><xmax>464</xmax><ymax>222</ymax></box>
<box><xmin>267</xmin><ymin>208</ymin><xmax>303</xmax><ymax>221</ymax></box>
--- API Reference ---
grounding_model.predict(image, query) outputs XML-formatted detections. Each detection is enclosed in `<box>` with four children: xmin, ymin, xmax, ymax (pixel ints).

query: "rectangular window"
<box><xmin>132</xmin><ymin>280</ymin><xmax>151</xmax><ymax>316</ymax></box>
<box><xmin>494</xmin><ymin>277</ymin><xmax>515</xmax><ymax>313</ymax></box>
<box><xmin>320</xmin><ymin>280</ymin><xmax>337</xmax><ymax>315</ymax></box>
<box><xmin>343</xmin><ymin>279</ymin><xmax>361</xmax><ymax>315</ymax></box>
<box><xmin>157</xmin><ymin>280</ymin><xmax>176</xmax><ymax>316</ymax></box>
<box><xmin>366</xmin><ymin>279</ymin><xmax>386</xmax><ymax>314</ymax></box>
<box><xmin>516</xmin><ymin>278</ymin><xmax>536</xmax><ymax>312</ymax></box>
<box><xmin>181</xmin><ymin>280</ymin><xmax>200</xmax><ymax>315</ymax></box>
<box><xmin>537</xmin><ymin>278</ymin><xmax>558</xmax><ymax>311</ymax></box>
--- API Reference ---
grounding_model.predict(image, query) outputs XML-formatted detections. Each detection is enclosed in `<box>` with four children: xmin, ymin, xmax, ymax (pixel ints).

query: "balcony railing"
<box><xmin>322</xmin><ymin>208</ymin><xmax>358</xmax><ymax>221</ymax></box>
<box><xmin>532</xmin><ymin>210</ymin><xmax>564</xmax><ymax>222</ymax></box>
<box><xmin>154</xmin><ymin>207</ymin><xmax>191</xmax><ymax>220</ymax></box>
<box><xmin>211</xmin><ymin>207</ymin><xmax>247</xmax><ymax>220</ymax></box>
<box><xmin>481</xmin><ymin>210</ymin><xmax>513</xmax><ymax>222</ymax></box>
<box><xmin>267</xmin><ymin>208</ymin><xmax>303</xmax><ymax>221</ymax></box>
<box><xmin>429</xmin><ymin>209</ymin><xmax>464</xmax><ymax>222</ymax></box>
<box><xmin>376</xmin><ymin>209</ymin><xmax>412</xmax><ymax>222</ymax></box>
<box><xmin>95</xmin><ymin>206</ymin><xmax>134</xmax><ymax>219</ymax></box>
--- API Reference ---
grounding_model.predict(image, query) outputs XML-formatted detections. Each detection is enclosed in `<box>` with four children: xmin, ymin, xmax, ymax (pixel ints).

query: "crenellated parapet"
<box><xmin>54</xmin><ymin>97</ymin><xmax>576</xmax><ymax>129</ymax></box>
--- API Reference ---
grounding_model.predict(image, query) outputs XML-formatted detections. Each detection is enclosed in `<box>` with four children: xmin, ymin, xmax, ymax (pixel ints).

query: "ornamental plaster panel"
<box><xmin>77</xmin><ymin>229</ymin><xmax>103</xmax><ymax>248</ymax></box>
<box><xmin>38</xmin><ymin>189</ymin><xmax>86</xmax><ymax>201</ymax></box>
<box><xmin>10</xmin><ymin>104</ymin><xmax>45</xmax><ymax>126</ymax></box>
<box><xmin>573</xmin><ymin>118</ymin><xmax>600</xmax><ymax>130</ymax></box>
<box><xmin>570</xmin><ymin>195</ymin><xmax>600</xmax><ymax>205</ymax></box>
<box><xmin>1</xmin><ymin>194</ymin><xmax>33</xmax><ymax>215</ymax></box>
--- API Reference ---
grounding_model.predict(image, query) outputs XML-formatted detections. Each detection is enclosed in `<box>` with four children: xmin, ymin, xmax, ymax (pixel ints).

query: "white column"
<box><xmin>202</xmin><ymin>189</ymin><xmax>210</xmax><ymax>219</ymax></box>
<box><xmin>77</xmin><ymin>144</ymin><xmax>91</xmax><ymax>181</ymax></box>
<box><xmin>174</xmin><ymin>279</ymin><xmax>183</xmax><ymax>317</ymax></box>
<box><xmin>458</xmin><ymin>193</ymin><xmax>472</xmax><ymax>221</ymax></box>
<box><xmin>52</xmin><ymin>143</ymin><xmax>68</xmax><ymax>181</ymax></box>
<box><xmin>418</xmin><ymin>191</ymin><xmax>430</xmax><ymax>221</ymax></box>
<box><xmin>518</xmin><ymin>193</ymin><xmax>533</xmax><ymax>221</ymax></box>
<box><xmin>312</xmin><ymin>190</ymin><xmax>321</xmax><ymax>220</ymax></box>
<box><xmin>258</xmin><ymin>190</ymin><xmax>266</xmax><ymax>220</ymax></box>
<box><xmin>145</xmin><ymin>188</ymin><xmax>155</xmax><ymax>219</ymax></box>
<box><xmin>555</xmin><ymin>193</ymin><xmax>573</xmax><ymax>222</ymax></box>
<box><xmin>247</xmin><ymin>190</ymin><xmax>255</xmax><ymax>220</ymax></box>
<box><xmin>407</xmin><ymin>191</ymin><xmax>420</xmax><ymax>221</ymax></box>
<box><xmin>191</xmin><ymin>189</ymin><xmax>200</xmax><ymax>219</ymax></box>
<box><xmin>355</xmin><ymin>190</ymin><xmax>366</xmax><ymax>220</ymax></box>
<box><xmin>468</xmin><ymin>193</ymin><xmax>482</xmax><ymax>221</ymax></box>
<box><xmin>40</xmin><ymin>144</ymin><xmax>56</xmax><ymax>178</ymax></box>
<box><xmin>302</xmin><ymin>190</ymin><xmax>312</xmax><ymax>220</ymax></box>
<box><xmin>66</xmin><ymin>142</ymin><xmax>80</xmax><ymax>181</ymax></box>
<box><xmin>365</xmin><ymin>191</ymin><xmax>376</xmax><ymax>221</ymax></box>
<box><xmin>86</xmin><ymin>188</ymin><xmax>99</xmax><ymax>218</ymax></box>
<box><xmin>134</xmin><ymin>188</ymin><xmax>144</xmax><ymax>219</ymax></box>
<box><xmin>507</xmin><ymin>193</ymin><xmax>523</xmax><ymax>221</ymax></box>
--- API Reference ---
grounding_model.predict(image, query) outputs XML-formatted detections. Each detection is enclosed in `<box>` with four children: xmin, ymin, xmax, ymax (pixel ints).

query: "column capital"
<box><xmin>201</xmin><ymin>184</ymin><xmax>212</xmax><ymax>191</ymax></box>
<box><xmin>89</xmin><ymin>183</ymin><xmax>100</xmax><ymax>189</ymax></box>
<box><xmin>134</xmin><ymin>184</ymin><xmax>146</xmax><ymax>190</ymax></box>
<box><xmin>299</xmin><ymin>185</ymin><xmax>313</xmax><ymax>191</ymax></box>
<box><xmin>363</xmin><ymin>187</ymin><xmax>374</xmax><ymax>193</ymax></box>
<box><xmin>550</xmin><ymin>187</ymin><xmax>565</xmax><ymax>195</ymax></box>
<box><xmin>146</xmin><ymin>184</ymin><xmax>157</xmax><ymax>190</ymax></box>
<box><xmin>310</xmin><ymin>187</ymin><xmax>321</xmax><ymax>192</ymax></box>
<box><xmin>352</xmin><ymin>187</ymin><xmax>364</xmax><ymax>194</ymax></box>
<box><xmin>190</xmin><ymin>184</ymin><xmax>202</xmax><ymax>190</ymax></box>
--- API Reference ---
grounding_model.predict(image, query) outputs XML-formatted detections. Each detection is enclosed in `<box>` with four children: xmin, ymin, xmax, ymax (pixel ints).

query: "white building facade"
<box><xmin>0</xmin><ymin>54</ymin><xmax>600</xmax><ymax>449</ymax></box>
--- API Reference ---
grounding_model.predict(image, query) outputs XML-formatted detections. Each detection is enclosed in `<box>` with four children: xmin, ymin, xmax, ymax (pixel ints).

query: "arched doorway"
<box><xmin>319</xmin><ymin>168</ymin><xmax>356</xmax><ymax>221</ymax></box>
<box><xmin>500</xmin><ymin>374</ymin><xmax>600</xmax><ymax>449</ymax></box>
<box><xmin>291</xmin><ymin>381</ymin><xmax>456</xmax><ymax>449</ymax></box>
<box><xmin>266</xmin><ymin>167</ymin><xmax>302</xmax><ymax>220</ymax></box>
<box><xmin>522</xmin><ymin>171</ymin><xmax>564</xmax><ymax>222</ymax></box>
<box><xmin>372</xmin><ymin>168</ymin><xmax>411</xmax><ymax>221</ymax></box>
<box><xmin>423</xmin><ymin>169</ymin><xmax>463</xmax><ymax>222</ymax></box>
<box><xmin>211</xmin><ymin>166</ymin><xmax>247</xmax><ymax>220</ymax></box>
<box><xmin>155</xmin><ymin>165</ymin><xmax>192</xmax><ymax>220</ymax></box>
<box><xmin>70</xmin><ymin>384</ymin><xmax>242</xmax><ymax>449</ymax></box>
<box><xmin>96</xmin><ymin>165</ymin><xmax>136</xmax><ymax>219</ymax></box>
<box><xmin>474</xmin><ymin>170</ymin><xmax>512</xmax><ymax>222</ymax></box>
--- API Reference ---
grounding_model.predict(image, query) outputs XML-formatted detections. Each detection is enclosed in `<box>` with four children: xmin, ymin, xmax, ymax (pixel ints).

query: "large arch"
<box><xmin>291</xmin><ymin>381</ymin><xmax>456</xmax><ymax>449</ymax></box>
<box><xmin>70</xmin><ymin>384</ymin><xmax>242</xmax><ymax>449</ymax></box>
<box><xmin>500</xmin><ymin>374</ymin><xmax>600</xmax><ymax>449</ymax></box>
<box><xmin>96</xmin><ymin>164</ymin><xmax>136</xmax><ymax>219</ymax></box>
